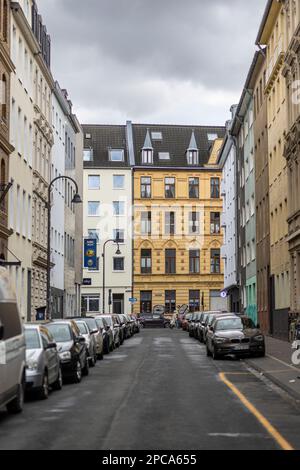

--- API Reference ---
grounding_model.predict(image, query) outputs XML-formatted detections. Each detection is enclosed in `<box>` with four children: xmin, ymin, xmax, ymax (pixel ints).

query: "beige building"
<box><xmin>282</xmin><ymin>0</ymin><xmax>300</xmax><ymax>321</ymax></box>
<box><xmin>256</xmin><ymin>0</ymin><xmax>290</xmax><ymax>338</ymax></box>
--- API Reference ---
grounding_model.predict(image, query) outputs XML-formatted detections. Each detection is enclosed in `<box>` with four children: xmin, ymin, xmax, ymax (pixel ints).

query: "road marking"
<box><xmin>208</xmin><ymin>433</ymin><xmax>267</xmax><ymax>438</ymax></box>
<box><xmin>219</xmin><ymin>372</ymin><xmax>294</xmax><ymax>451</ymax></box>
<box><xmin>266</xmin><ymin>354</ymin><xmax>300</xmax><ymax>372</ymax></box>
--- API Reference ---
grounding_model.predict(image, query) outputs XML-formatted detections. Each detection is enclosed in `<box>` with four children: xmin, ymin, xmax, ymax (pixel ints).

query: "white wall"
<box><xmin>82</xmin><ymin>168</ymin><xmax>133</xmax><ymax>315</ymax></box>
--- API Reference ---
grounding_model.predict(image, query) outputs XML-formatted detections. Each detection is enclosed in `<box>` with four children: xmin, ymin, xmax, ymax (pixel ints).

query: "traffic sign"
<box><xmin>129</xmin><ymin>298</ymin><xmax>137</xmax><ymax>304</ymax></box>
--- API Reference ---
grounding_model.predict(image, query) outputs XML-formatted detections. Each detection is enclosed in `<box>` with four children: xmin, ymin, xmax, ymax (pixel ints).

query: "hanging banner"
<box><xmin>84</xmin><ymin>239</ymin><xmax>97</xmax><ymax>269</ymax></box>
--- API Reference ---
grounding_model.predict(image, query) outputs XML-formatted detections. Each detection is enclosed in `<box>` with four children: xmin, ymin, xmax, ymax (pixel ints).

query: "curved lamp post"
<box><xmin>47</xmin><ymin>176</ymin><xmax>82</xmax><ymax>320</ymax></box>
<box><xmin>102</xmin><ymin>239</ymin><xmax>121</xmax><ymax>314</ymax></box>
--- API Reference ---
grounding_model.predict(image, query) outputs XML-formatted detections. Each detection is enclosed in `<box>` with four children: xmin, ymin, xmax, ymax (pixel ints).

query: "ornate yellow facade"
<box><xmin>133</xmin><ymin>169</ymin><xmax>224</xmax><ymax>314</ymax></box>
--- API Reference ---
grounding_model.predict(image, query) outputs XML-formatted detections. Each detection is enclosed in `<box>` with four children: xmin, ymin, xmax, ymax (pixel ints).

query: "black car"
<box><xmin>95</xmin><ymin>316</ymin><xmax>111</xmax><ymax>354</ymax></box>
<box><xmin>141</xmin><ymin>313</ymin><xmax>168</xmax><ymax>328</ymax></box>
<box><xmin>115</xmin><ymin>314</ymin><xmax>126</xmax><ymax>344</ymax></box>
<box><xmin>206</xmin><ymin>315</ymin><xmax>266</xmax><ymax>360</ymax></box>
<box><xmin>44</xmin><ymin>320</ymin><xmax>89</xmax><ymax>383</ymax></box>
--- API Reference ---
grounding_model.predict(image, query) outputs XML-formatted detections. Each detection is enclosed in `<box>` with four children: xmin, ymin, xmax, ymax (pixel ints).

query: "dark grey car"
<box><xmin>206</xmin><ymin>315</ymin><xmax>266</xmax><ymax>360</ymax></box>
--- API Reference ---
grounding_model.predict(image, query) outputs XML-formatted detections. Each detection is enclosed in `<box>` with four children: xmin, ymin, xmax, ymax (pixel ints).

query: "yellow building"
<box><xmin>131</xmin><ymin>125</ymin><xmax>226</xmax><ymax>314</ymax></box>
<box><xmin>256</xmin><ymin>0</ymin><xmax>290</xmax><ymax>338</ymax></box>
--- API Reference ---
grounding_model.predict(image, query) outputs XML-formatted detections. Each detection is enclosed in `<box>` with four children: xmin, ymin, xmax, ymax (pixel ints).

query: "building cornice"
<box><xmin>0</xmin><ymin>132</ymin><xmax>15</xmax><ymax>155</ymax></box>
<box><xmin>0</xmin><ymin>42</ymin><xmax>15</xmax><ymax>73</ymax></box>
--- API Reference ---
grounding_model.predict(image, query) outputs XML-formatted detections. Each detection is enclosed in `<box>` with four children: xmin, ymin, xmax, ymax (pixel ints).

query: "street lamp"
<box><xmin>102</xmin><ymin>239</ymin><xmax>121</xmax><ymax>314</ymax></box>
<box><xmin>47</xmin><ymin>176</ymin><xmax>82</xmax><ymax>320</ymax></box>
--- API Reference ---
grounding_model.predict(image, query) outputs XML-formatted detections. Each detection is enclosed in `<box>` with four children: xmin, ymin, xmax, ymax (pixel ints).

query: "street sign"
<box><xmin>82</xmin><ymin>278</ymin><xmax>92</xmax><ymax>286</ymax></box>
<box><xmin>84</xmin><ymin>239</ymin><xmax>97</xmax><ymax>269</ymax></box>
<box><xmin>129</xmin><ymin>298</ymin><xmax>137</xmax><ymax>304</ymax></box>
<box><xmin>220</xmin><ymin>290</ymin><xmax>227</xmax><ymax>299</ymax></box>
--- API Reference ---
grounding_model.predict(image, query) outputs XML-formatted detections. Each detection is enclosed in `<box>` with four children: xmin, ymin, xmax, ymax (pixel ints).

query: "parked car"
<box><xmin>81</xmin><ymin>317</ymin><xmax>104</xmax><ymax>360</ymax></box>
<box><xmin>181</xmin><ymin>313</ymin><xmax>192</xmax><ymax>331</ymax></box>
<box><xmin>95</xmin><ymin>316</ymin><xmax>111</xmax><ymax>354</ymax></box>
<box><xmin>141</xmin><ymin>313</ymin><xmax>168</xmax><ymax>328</ymax></box>
<box><xmin>115</xmin><ymin>314</ymin><xmax>126</xmax><ymax>344</ymax></box>
<box><xmin>189</xmin><ymin>313</ymin><xmax>202</xmax><ymax>338</ymax></box>
<box><xmin>120</xmin><ymin>313</ymin><xmax>133</xmax><ymax>338</ymax></box>
<box><xmin>74</xmin><ymin>319</ymin><xmax>97</xmax><ymax>367</ymax></box>
<box><xmin>202</xmin><ymin>312</ymin><xmax>231</xmax><ymax>344</ymax></box>
<box><xmin>206</xmin><ymin>315</ymin><xmax>266</xmax><ymax>360</ymax></box>
<box><xmin>24</xmin><ymin>324</ymin><xmax>62</xmax><ymax>399</ymax></box>
<box><xmin>101</xmin><ymin>315</ymin><xmax>119</xmax><ymax>350</ymax></box>
<box><xmin>44</xmin><ymin>320</ymin><xmax>89</xmax><ymax>383</ymax></box>
<box><xmin>130</xmin><ymin>315</ymin><xmax>140</xmax><ymax>334</ymax></box>
<box><xmin>0</xmin><ymin>268</ymin><xmax>26</xmax><ymax>414</ymax></box>
<box><xmin>197</xmin><ymin>313</ymin><xmax>211</xmax><ymax>343</ymax></box>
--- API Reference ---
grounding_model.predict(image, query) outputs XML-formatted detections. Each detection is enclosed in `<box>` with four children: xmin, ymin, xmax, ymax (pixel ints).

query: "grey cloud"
<box><xmin>38</xmin><ymin>0</ymin><xmax>267</xmax><ymax>124</ymax></box>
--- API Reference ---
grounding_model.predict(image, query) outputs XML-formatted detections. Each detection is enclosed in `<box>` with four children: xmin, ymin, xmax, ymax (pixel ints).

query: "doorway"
<box><xmin>113</xmin><ymin>294</ymin><xmax>124</xmax><ymax>315</ymax></box>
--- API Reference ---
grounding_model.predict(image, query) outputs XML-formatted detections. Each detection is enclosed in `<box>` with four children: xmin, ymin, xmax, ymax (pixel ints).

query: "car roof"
<box><xmin>24</xmin><ymin>323</ymin><xmax>40</xmax><ymax>329</ymax></box>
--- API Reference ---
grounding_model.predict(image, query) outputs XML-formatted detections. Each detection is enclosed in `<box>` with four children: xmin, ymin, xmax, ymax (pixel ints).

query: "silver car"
<box><xmin>74</xmin><ymin>320</ymin><xmax>97</xmax><ymax>367</ymax></box>
<box><xmin>24</xmin><ymin>324</ymin><xmax>63</xmax><ymax>399</ymax></box>
<box><xmin>0</xmin><ymin>268</ymin><xmax>26</xmax><ymax>414</ymax></box>
<box><xmin>83</xmin><ymin>317</ymin><xmax>104</xmax><ymax>360</ymax></box>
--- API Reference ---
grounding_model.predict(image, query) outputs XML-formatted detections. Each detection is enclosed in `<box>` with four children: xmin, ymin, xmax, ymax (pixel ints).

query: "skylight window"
<box><xmin>84</xmin><ymin>148</ymin><xmax>93</xmax><ymax>162</ymax></box>
<box><xmin>159</xmin><ymin>152</ymin><xmax>170</xmax><ymax>160</ymax></box>
<box><xmin>207</xmin><ymin>133</ymin><xmax>218</xmax><ymax>141</ymax></box>
<box><xmin>151</xmin><ymin>132</ymin><xmax>162</xmax><ymax>141</ymax></box>
<box><xmin>109</xmin><ymin>149</ymin><xmax>124</xmax><ymax>162</ymax></box>
<box><xmin>85</xmin><ymin>133</ymin><xmax>91</xmax><ymax>139</ymax></box>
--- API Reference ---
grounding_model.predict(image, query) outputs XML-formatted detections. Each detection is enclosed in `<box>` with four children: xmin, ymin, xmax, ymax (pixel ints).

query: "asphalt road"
<box><xmin>1</xmin><ymin>329</ymin><xmax>300</xmax><ymax>450</ymax></box>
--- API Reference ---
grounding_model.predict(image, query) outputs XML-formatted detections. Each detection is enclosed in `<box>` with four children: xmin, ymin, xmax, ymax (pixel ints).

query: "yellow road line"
<box><xmin>219</xmin><ymin>372</ymin><xmax>294</xmax><ymax>451</ymax></box>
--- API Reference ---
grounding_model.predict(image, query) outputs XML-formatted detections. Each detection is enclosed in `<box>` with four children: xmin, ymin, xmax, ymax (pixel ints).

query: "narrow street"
<box><xmin>1</xmin><ymin>329</ymin><xmax>300</xmax><ymax>451</ymax></box>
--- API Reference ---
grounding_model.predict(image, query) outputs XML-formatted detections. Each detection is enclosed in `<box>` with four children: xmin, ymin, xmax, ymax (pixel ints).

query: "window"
<box><xmin>113</xmin><ymin>229</ymin><xmax>125</xmax><ymax>243</ymax></box>
<box><xmin>189</xmin><ymin>178</ymin><xmax>199</xmax><ymax>198</ymax></box>
<box><xmin>189</xmin><ymin>290</ymin><xmax>200</xmax><ymax>313</ymax></box>
<box><xmin>165</xmin><ymin>177</ymin><xmax>175</xmax><ymax>198</ymax></box>
<box><xmin>109</xmin><ymin>149</ymin><xmax>124</xmax><ymax>162</ymax></box>
<box><xmin>211</xmin><ymin>249</ymin><xmax>221</xmax><ymax>274</ymax></box>
<box><xmin>88</xmin><ymin>201</ymin><xmax>100</xmax><ymax>216</ymax></box>
<box><xmin>141</xmin><ymin>176</ymin><xmax>152</xmax><ymax>199</ymax></box>
<box><xmin>88</xmin><ymin>175</ymin><xmax>100</xmax><ymax>189</ymax></box>
<box><xmin>151</xmin><ymin>132</ymin><xmax>162</xmax><ymax>140</ymax></box>
<box><xmin>82</xmin><ymin>295</ymin><xmax>100</xmax><ymax>314</ymax></box>
<box><xmin>189</xmin><ymin>212</ymin><xmax>200</xmax><ymax>235</ymax></box>
<box><xmin>210</xmin><ymin>212</ymin><xmax>220</xmax><ymax>234</ymax></box>
<box><xmin>1</xmin><ymin>75</ymin><xmax>7</xmax><ymax>120</ymax></box>
<box><xmin>141</xmin><ymin>249</ymin><xmax>152</xmax><ymax>274</ymax></box>
<box><xmin>159</xmin><ymin>152</ymin><xmax>170</xmax><ymax>160</ymax></box>
<box><xmin>84</xmin><ymin>148</ymin><xmax>93</xmax><ymax>162</ymax></box>
<box><xmin>113</xmin><ymin>257</ymin><xmax>124</xmax><ymax>271</ymax></box>
<box><xmin>88</xmin><ymin>229</ymin><xmax>100</xmax><ymax>242</ymax></box>
<box><xmin>187</xmin><ymin>150</ymin><xmax>199</xmax><ymax>165</ymax></box>
<box><xmin>207</xmin><ymin>133</ymin><xmax>218</xmax><ymax>141</ymax></box>
<box><xmin>113</xmin><ymin>201</ymin><xmax>125</xmax><ymax>216</ymax></box>
<box><xmin>113</xmin><ymin>175</ymin><xmax>125</xmax><ymax>189</ymax></box>
<box><xmin>140</xmin><ymin>291</ymin><xmax>152</xmax><ymax>314</ymax></box>
<box><xmin>211</xmin><ymin>178</ymin><xmax>220</xmax><ymax>199</ymax></box>
<box><xmin>141</xmin><ymin>211</ymin><xmax>151</xmax><ymax>236</ymax></box>
<box><xmin>165</xmin><ymin>212</ymin><xmax>175</xmax><ymax>235</ymax></box>
<box><xmin>189</xmin><ymin>250</ymin><xmax>200</xmax><ymax>274</ymax></box>
<box><xmin>165</xmin><ymin>291</ymin><xmax>176</xmax><ymax>314</ymax></box>
<box><xmin>165</xmin><ymin>249</ymin><xmax>176</xmax><ymax>274</ymax></box>
<box><xmin>142</xmin><ymin>149</ymin><xmax>153</xmax><ymax>164</ymax></box>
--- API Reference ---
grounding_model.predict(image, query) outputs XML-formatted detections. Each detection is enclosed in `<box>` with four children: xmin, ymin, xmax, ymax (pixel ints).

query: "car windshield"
<box><xmin>103</xmin><ymin>316</ymin><xmax>113</xmax><ymax>326</ymax></box>
<box><xmin>83</xmin><ymin>318</ymin><xmax>98</xmax><ymax>332</ymax></box>
<box><xmin>76</xmin><ymin>322</ymin><xmax>88</xmax><ymax>334</ymax></box>
<box><xmin>95</xmin><ymin>318</ymin><xmax>104</xmax><ymax>329</ymax></box>
<box><xmin>25</xmin><ymin>329</ymin><xmax>41</xmax><ymax>349</ymax></box>
<box><xmin>47</xmin><ymin>324</ymin><xmax>72</xmax><ymax>342</ymax></box>
<box><xmin>215</xmin><ymin>318</ymin><xmax>243</xmax><ymax>331</ymax></box>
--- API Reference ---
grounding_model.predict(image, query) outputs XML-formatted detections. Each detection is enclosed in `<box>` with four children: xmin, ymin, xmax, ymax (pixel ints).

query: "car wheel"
<box><xmin>38</xmin><ymin>372</ymin><xmax>49</xmax><ymax>400</ymax></box>
<box><xmin>97</xmin><ymin>351</ymin><xmax>104</xmax><ymax>360</ymax></box>
<box><xmin>89</xmin><ymin>355</ymin><xmax>96</xmax><ymax>367</ymax></box>
<box><xmin>82</xmin><ymin>356</ymin><xmax>89</xmax><ymax>376</ymax></box>
<box><xmin>257</xmin><ymin>349</ymin><xmax>266</xmax><ymax>358</ymax></box>
<box><xmin>206</xmin><ymin>346</ymin><xmax>211</xmax><ymax>357</ymax></box>
<box><xmin>6</xmin><ymin>377</ymin><xmax>25</xmax><ymax>414</ymax></box>
<box><xmin>53</xmin><ymin>366</ymin><xmax>63</xmax><ymax>391</ymax></box>
<box><xmin>73</xmin><ymin>361</ymin><xmax>82</xmax><ymax>383</ymax></box>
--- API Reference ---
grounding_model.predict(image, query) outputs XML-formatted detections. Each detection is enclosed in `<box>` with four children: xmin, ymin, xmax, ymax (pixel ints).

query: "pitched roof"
<box><xmin>132</xmin><ymin>124</ymin><xmax>225</xmax><ymax>168</ymax></box>
<box><xmin>82</xmin><ymin>124</ymin><xmax>130</xmax><ymax>168</ymax></box>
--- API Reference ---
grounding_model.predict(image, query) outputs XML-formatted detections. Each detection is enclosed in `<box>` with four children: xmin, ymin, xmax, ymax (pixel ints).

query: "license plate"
<box><xmin>234</xmin><ymin>344</ymin><xmax>249</xmax><ymax>351</ymax></box>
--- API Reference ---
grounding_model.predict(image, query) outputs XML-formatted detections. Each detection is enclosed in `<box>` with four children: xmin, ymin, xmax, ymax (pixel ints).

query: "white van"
<box><xmin>0</xmin><ymin>267</ymin><xmax>26</xmax><ymax>413</ymax></box>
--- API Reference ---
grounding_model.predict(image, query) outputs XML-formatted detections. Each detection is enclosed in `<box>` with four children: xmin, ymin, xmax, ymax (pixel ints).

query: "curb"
<box><xmin>244</xmin><ymin>357</ymin><xmax>300</xmax><ymax>403</ymax></box>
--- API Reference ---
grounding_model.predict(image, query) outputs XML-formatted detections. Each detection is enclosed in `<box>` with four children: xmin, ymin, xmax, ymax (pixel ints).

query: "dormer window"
<box><xmin>187</xmin><ymin>150</ymin><xmax>199</xmax><ymax>165</ymax></box>
<box><xmin>109</xmin><ymin>149</ymin><xmax>124</xmax><ymax>162</ymax></box>
<box><xmin>142</xmin><ymin>149</ymin><xmax>153</xmax><ymax>164</ymax></box>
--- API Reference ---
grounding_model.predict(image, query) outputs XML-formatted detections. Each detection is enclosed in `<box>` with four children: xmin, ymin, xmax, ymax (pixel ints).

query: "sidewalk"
<box><xmin>245</xmin><ymin>336</ymin><xmax>300</xmax><ymax>402</ymax></box>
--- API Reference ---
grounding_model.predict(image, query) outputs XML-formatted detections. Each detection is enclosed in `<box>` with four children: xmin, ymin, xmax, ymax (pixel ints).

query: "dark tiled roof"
<box><xmin>82</xmin><ymin>125</ymin><xmax>129</xmax><ymax>168</ymax></box>
<box><xmin>132</xmin><ymin>124</ymin><xmax>225</xmax><ymax>168</ymax></box>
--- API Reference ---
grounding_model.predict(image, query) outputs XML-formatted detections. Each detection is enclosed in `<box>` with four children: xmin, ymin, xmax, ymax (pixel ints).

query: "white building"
<box><xmin>81</xmin><ymin>125</ymin><xmax>133</xmax><ymax>316</ymax></box>
<box><xmin>218</xmin><ymin>107</ymin><xmax>240</xmax><ymax>313</ymax></box>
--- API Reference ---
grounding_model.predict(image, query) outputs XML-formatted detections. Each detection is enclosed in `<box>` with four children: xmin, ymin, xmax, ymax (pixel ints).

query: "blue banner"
<box><xmin>84</xmin><ymin>239</ymin><xmax>97</xmax><ymax>269</ymax></box>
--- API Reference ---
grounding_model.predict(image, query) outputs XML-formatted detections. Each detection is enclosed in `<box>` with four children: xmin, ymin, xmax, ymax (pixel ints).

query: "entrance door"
<box><xmin>140</xmin><ymin>291</ymin><xmax>152</xmax><ymax>314</ymax></box>
<box><xmin>113</xmin><ymin>294</ymin><xmax>124</xmax><ymax>315</ymax></box>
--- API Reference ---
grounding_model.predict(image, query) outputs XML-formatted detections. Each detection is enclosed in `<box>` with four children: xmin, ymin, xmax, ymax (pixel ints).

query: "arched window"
<box><xmin>3</xmin><ymin>0</ymin><xmax>8</xmax><ymax>42</ymax></box>
<box><xmin>1</xmin><ymin>74</ymin><xmax>7</xmax><ymax>121</ymax></box>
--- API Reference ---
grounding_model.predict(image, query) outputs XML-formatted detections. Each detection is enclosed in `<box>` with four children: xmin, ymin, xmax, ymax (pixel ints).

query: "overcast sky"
<box><xmin>39</xmin><ymin>0</ymin><xmax>266</xmax><ymax>126</ymax></box>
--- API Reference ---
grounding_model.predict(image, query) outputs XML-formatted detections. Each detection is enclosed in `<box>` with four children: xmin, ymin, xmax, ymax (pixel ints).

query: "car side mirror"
<box><xmin>91</xmin><ymin>329</ymin><xmax>98</xmax><ymax>335</ymax></box>
<box><xmin>47</xmin><ymin>342</ymin><xmax>57</xmax><ymax>350</ymax></box>
<box><xmin>77</xmin><ymin>336</ymin><xmax>85</xmax><ymax>344</ymax></box>
<box><xmin>257</xmin><ymin>323</ymin><xmax>260</xmax><ymax>329</ymax></box>
<box><xmin>0</xmin><ymin>323</ymin><xmax>4</xmax><ymax>341</ymax></box>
